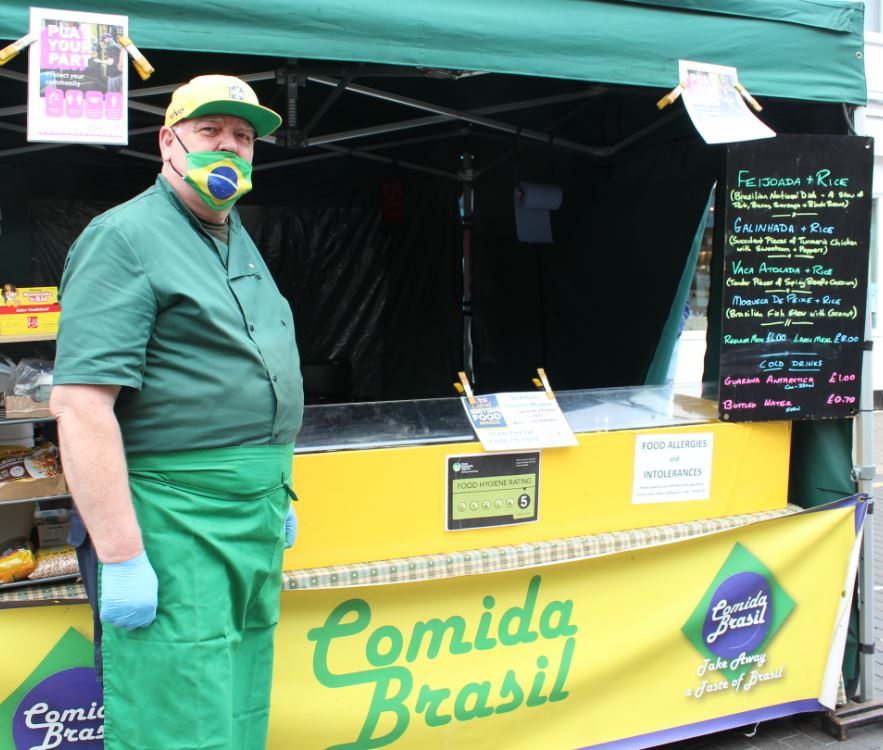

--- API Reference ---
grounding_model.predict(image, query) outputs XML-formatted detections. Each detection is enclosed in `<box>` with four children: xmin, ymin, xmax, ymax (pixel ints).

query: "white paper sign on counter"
<box><xmin>462</xmin><ymin>392</ymin><xmax>578</xmax><ymax>451</ymax></box>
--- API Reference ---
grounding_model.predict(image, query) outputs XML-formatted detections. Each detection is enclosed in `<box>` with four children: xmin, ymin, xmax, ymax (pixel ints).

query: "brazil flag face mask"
<box><xmin>171</xmin><ymin>129</ymin><xmax>253</xmax><ymax>210</ymax></box>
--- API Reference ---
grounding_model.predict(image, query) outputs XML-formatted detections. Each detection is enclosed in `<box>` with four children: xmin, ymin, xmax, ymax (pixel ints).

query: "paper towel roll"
<box><xmin>515</xmin><ymin>182</ymin><xmax>563</xmax><ymax>211</ymax></box>
<box><xmin>514</xmin><ymin>182</ymin><xmax>562</xmax><ymax>243</ymax></box>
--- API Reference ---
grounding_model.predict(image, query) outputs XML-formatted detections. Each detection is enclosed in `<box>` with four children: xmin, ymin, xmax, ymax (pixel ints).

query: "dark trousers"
<box><xmin>69</xmin><ymin>507</ymin><xmax>103</xmax><ymax>681</ymax></box>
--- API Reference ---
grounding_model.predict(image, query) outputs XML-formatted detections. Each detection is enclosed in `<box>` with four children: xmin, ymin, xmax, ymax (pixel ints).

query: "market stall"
<box><xmin>0</xmin><ymin>1</ymin><xmax>874</xmax><ymax>748</ymax></box>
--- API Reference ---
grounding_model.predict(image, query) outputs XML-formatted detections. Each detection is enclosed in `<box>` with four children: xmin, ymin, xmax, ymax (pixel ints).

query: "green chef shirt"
<box><xmin>54</xmin><ymin>175</ymin><xmax>304</xmax><ymax>455</ymax></box>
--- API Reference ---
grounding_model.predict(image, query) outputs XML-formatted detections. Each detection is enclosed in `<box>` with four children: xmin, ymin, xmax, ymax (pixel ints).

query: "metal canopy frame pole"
<box><xmin>821</xmin><ymin>112</ymin><xmax>883</xmax><ymax>741</ymax></box>
<box><xmin>857</xmin><ymin>294</ymin><xmax>876</xmax><ymax>703</ymax></box>
<box><xmin>0</xmin><ymin>66</ymin><xmax>667</xmax><ymax>174</ymax></box>
<box><xmin>254</xmin><ymin>129</ymin><xmax>467</xmax><ymax>173</ymax></box>
<box><xmin>854</xmin><ymin>112</ymin><xmax>877</xmax><ymax>706</ymax></box>
<box><xmin>470</xmin><ymin>108</ymin><xmax>684</xmax><ymax>180</ymax></box>
<box><xmin>461</xmin><ymin>153</ymin><xmax>475</xmax><ymax>380</ymax></box>
<box><xmin>824</xmin><ymin>266</ymin><xmax>883</xmax><ymax>736</ymax></box>
<box><xmin>0</xmin><ymin>69</ymin><xmax>25</xmax><ymax>83</ymax></box>
<box><xmin>293</xmin><ymin>73</ymin><xmax>351</xmax><ymax>146</ymax></box>
<box><xmin>307</xmin><ymin>74</ymin><xmax>606</xmax><ymax>157</ymax></box>
<box><xmin>295</xmin><ymin>88</ymin><xmax>606</xmax><ymax>149</ymax></box>
<box><xmin>318</xmin><ymin>142</ymin><xmax>459</xmax><ymax>181</ymax></box>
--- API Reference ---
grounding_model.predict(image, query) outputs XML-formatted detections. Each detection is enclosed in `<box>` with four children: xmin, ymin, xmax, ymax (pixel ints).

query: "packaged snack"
<box><xmin>28</xmin><ymin>545</ymin><xmax>79</xmax><ymax>580</ymax></box>
<box><xmin>0</xmin><ymin>441</ymin><xmax>61</xmax><ymax>482</ymax></box>
<box><xmin>4</xmin><ymin>358</ymin><xmax>54</xmax><ymax>417</ymax></box>
<box><xmin>0</xmin><ymin>442</ymin><xmax>67</xmax><ymax>502</ymax></box>
<box><xmin>0</xmin><ymin>537</ymin><xmax>36</xmax><ymax>583</ymax></box>
<box><xmin>6</xmin><ymin>358</ymin><xmax>53</xmax><ymax>399</ymax></box>
<box><xmin>0</xmin><ymin>352</ymin><xmax>14</xmax><ymax>406</ymax></box>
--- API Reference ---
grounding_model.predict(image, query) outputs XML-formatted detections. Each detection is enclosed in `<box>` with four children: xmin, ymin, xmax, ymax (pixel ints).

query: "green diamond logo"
<box><xmin>0</xmin><ymin>627</ymin><xmax>100</xmax><ymax>747</ymax></box>
<box><xmin>682</xmin><ymin>543</ymin><xmax>794</xmax><ymax>681</ymax></box>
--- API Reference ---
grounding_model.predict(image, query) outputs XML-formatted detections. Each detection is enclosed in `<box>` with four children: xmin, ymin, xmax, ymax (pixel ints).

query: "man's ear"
<box><xmin>158</xmin><ymin>126</ymin><xmax>176</xmax><ymax>162</ymax></box>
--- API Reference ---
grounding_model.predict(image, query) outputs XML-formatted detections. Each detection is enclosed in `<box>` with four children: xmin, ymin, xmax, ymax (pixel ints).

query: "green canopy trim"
<box><xmin>0</xmin><ymin>0</ymin><xmax>867</xmax><ymax>104</ymax></box>
<box><xmin>620</xmin><ymin>0</ymin><xmax>863</xmax><ymax>32</ymax></box>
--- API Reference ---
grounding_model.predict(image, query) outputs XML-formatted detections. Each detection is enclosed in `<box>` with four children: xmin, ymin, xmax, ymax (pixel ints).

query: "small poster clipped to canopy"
<box><xmin>27</xmin><ymin>6</ymin><xmax>129</xmax><ymax>145</ymax></box>
<box><xmin>662</xmin><ymin>60</ymin><xmax>775</xmax><ymax>145</ymax></box>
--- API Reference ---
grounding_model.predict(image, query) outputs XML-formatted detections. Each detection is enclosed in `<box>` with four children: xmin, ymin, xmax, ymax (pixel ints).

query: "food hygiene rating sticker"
<box><xmin>447</xmin><ymin>451</ymin><xmax>539</xmax><ymax>530</ymax></box>
<box><xmin>681</xmin><ymin>543</ymin><xmax>794</xmax><ymax>698</ymax></box>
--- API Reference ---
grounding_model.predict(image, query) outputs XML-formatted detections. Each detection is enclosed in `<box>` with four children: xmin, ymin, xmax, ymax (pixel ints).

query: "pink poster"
<box><xmin>27</xmin><ymin>7</ymin><xmax>128</xmax><ymax>144</ymax></box>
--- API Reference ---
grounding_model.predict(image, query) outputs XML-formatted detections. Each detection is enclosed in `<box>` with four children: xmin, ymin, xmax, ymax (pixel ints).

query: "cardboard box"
<box><xmin>0</xmin><ymin>473</ymin><xmax>67</xmax><ymax>503</ymax></box>
<box><xmin>37</xmin><ymin>521</ymin><xmax>70</xmax><ymax>548</ymax></box>
<box><xmin>0</xmin><ymin>502</ymin><xmax>35</xmax><ymax>541</ymax></box>
<box><xmin>4</xmin><ymin>395</ymin><xmax>52</xmax><ymax>419</ymax></box>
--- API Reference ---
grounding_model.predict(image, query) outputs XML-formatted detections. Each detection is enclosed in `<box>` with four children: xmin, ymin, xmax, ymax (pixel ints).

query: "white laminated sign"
<box><xmin>632</xmin><ymin>432</ymin><xmax>714</xmax><ymax>504</ymax></box>
<box><xmin>27</xmin><ymin>7</ymin><xmax>129</xmax><ymax>144</ymax></box>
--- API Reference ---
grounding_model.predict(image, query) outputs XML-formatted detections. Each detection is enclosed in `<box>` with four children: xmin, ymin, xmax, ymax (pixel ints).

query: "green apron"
<box><xmin>100</xmin><ymin>444</ymin><xmax>294</xmax><ymax>750</ymax></box>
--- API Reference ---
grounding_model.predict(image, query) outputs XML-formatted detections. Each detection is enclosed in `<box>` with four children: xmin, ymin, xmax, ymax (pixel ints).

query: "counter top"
<box><xmin>296</xmin><ymin>382</ymin><xmax>718</xmax><ymax>454</ymax></box>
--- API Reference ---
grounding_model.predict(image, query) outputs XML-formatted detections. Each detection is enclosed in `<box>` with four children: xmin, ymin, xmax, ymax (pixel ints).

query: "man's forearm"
<box><xmin>50</xmin><ymin>384</ymin><xmax>144</xmax><ymax>563</ymax></box>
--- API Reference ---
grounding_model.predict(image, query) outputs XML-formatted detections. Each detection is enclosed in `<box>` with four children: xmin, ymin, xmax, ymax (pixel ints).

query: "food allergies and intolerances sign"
<box><xmin>27</xmin><ymin>7</ymin><xmax>128</xmax><ymax>144</ymax></box>
<box><xmin>461</xmin><ymin>392</ymin><xmax>578</xmax><ymax>452</ymax></box>
<box><xmin>632</xmin><ymin>432</ymin><xmax>714</xmax><ymax>504</ymax></box>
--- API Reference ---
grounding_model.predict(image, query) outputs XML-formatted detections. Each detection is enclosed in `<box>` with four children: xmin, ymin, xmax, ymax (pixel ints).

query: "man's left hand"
<box><xmin>284</xmin><ymin>504</ymin><xmax>297</xmax><ymax>548</ymax></box>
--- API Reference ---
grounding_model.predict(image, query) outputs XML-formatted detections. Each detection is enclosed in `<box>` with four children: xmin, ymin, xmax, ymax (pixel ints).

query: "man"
<box><xmin>50</xmin><ymin>75</ymin><xmax>303</xmax><ymax>750</ymax></box>
<box><xmin>98</xmin><ymin>32</ymin><xmax>124</xmax><ymax>92</ymax></box>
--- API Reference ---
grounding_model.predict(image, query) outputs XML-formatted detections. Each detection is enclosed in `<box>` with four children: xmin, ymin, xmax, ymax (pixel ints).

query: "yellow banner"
<box><xmin>269</xmin><ymin>498</ymin><xmax>862</xmax><ymax>749</ymax></box>
<box><xmin>0</xmin><ymin>498</ymin><xmax>863</xmax><ymax>749</ymax></box>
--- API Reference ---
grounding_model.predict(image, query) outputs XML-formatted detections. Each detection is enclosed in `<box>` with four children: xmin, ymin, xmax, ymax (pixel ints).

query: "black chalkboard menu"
<box><xmin>719</xmin><ymin>135</ymin><xmax>873</xmax><ymax>422</ymax></box>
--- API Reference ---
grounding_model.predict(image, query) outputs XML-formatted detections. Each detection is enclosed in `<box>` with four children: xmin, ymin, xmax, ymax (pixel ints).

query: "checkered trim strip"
<box><xmin>282</xmin><ymin>506</ymin><xmax>799</xmax><ymax>591</ymax></box>
<box><xmin>0</xmin><ymin>578</ymin><xmax>86</xmax><ymax>606</ymax></box>
<box><xmin>1</xmin><ymin>506</ymin><xmax>799</xmax><ymax>604</ymax></box>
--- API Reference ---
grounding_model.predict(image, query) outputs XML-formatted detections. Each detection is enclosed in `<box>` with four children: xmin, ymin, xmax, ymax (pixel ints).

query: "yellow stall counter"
<box><xmin>285</xmin><ymin>420</ymin><xmax>791</xmax><ymax>570</ymax></box>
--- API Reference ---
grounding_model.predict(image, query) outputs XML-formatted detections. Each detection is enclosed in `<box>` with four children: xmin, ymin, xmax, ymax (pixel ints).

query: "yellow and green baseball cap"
<box><xmin>164</xmin><ymin>75</ymin><xmax>282</xmax><ymax>138</ymax></box>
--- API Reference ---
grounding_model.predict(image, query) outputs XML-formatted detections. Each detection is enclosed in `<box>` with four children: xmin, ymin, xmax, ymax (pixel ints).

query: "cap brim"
<box><xmin>185</xmin><ymin>100</ymin><xmax>282</xmax><ymax>138</ymax></box>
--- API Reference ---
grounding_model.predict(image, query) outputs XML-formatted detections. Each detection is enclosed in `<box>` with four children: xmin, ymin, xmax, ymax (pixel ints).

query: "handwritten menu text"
<box><xmin>719</xmin><ymin>135</ymin><xmax>873</xmax><ymax>422</ymax></box>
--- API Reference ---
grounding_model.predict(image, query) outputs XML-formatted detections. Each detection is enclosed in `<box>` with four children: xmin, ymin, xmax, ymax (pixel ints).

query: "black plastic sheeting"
<box><xmin>241</xmin><ymin>175</ymin><xmax>463</xmax><ymax>401</ymax></box>
<box><xmin>26</xmin><ymin>150</ymin><xmax>715</xmax><ymax>401</ymax></box>
<box><xmin>28</xmin><ymin>170</ymin><xmax>463</xmax><ymax>402</ymax></box>
<box><xmin>470</xmin><ymin>135</ymin><xmax>717</xmax><ymax>393</ymax></box>
<box><xmin>20</xmin><ymin>105</ymin><xmax>719</xmax><ymax>402</ymax></box>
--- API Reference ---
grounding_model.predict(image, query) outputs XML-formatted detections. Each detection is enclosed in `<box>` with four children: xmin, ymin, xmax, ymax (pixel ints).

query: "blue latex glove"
<box><xmin>100</xmin><ymin>551</ymin><xmax>159</xmax><ymax>630</ymax></box>
<box><xmin>284</xmin><ymin>504</ymin><xmax>298</xmax><ymax>549</ymax></box>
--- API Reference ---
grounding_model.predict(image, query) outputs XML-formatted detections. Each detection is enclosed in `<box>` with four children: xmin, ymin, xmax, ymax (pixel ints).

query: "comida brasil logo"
<box><xmin>13</xmin><ymin>668</ymin><xmax>103</xmax><ymax>749</ymax></box>
<box><xmin>682</xmin><ymin>543</ymin><xmax>794</xmax><ymax>698</ymax></box>
<box><xmin>307</xmin><ymin>574</ymin><xmax>576</xmax><ymax>749</ymax></box>
<box><xmin>0</xmin><ymin>627</ymin><xmax>103</xmax><ymax>750</ymax></box>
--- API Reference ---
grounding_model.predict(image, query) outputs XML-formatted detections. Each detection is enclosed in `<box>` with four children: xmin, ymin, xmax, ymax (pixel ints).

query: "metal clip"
<box><xmin>851</xmin><ymin>464</ymin><xmax>876</xmax><ymax>482</ymax></box>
